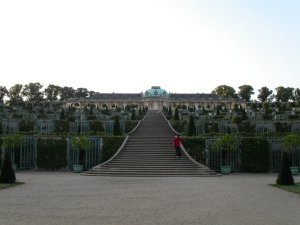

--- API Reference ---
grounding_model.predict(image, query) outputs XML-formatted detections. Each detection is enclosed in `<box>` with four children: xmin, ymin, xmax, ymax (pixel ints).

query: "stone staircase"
<box><xmin>84</xmin><ymin>111</ymin><xmax>218</xmax><ymax>177</ymax></box>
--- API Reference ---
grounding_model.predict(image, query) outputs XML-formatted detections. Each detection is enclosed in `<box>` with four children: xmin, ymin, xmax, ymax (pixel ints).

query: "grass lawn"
<box><xmin>272</xmin><ymin>182</ymin><xmax>300</xmax><ymax>195</ymax></box>
<box><xmin>0</xmin><ymin>182</ymin><xmax>24</xmax><ymax>190</ymax></box>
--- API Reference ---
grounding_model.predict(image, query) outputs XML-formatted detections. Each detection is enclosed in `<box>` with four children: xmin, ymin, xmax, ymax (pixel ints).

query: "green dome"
<box><xmin>143</xmin><ymin>86</ymin><xmax>169</xmax><ymax>98</ymax></box>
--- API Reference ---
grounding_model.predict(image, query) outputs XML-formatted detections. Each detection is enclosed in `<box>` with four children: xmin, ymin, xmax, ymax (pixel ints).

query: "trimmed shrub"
<box><xmin>240</xmin><ymin>138</ymin><xmax>270</xmax><ymax>172</ymax></box>
<box><xmin>101</xmin><ymin>136</ymin><xmax>124</xmax><ymax>163</ymax></box>
<box><xmin>276</xmin><ymin>152</ymin><xmax>295</xmax><ymax>185</ymax></box>
<box><xmin>37</xmin><ymin>138</ymin><xmax>67</xmax><ymax>170</ymax></box>
<box><xmin>187</xmin><ymin>116</ymin><xmax>196</xmax><ymax>136</ymax></box>
<box><xmin>113</xmin><ymin>116</ymin><xmax>121</xmax><ymax>135</ymax></box>
<box><xmin>0</xmin><ymin>152</ymin><xmax>16</xmax><ymax>183</ymax></box>
<box><xmin>174</xmin><ymin>108</ymin><xmax>179</xmax><ymax>120</ymax></box>
<box><xmin>182</xmin><ymin>137</ymin><xmax>206</xmax><ymax>164</ymax></box>
<box><xmin>131</xmin><ymin>109</ymin><xmax>136</xmax><ymax>120</ymax></box>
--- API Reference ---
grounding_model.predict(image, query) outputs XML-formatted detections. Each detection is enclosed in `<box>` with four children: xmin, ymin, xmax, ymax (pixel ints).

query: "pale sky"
<box><xmin>0</xmin><ymin>0</ymin><xmax>299</xmax><ymax>95</ymax></box>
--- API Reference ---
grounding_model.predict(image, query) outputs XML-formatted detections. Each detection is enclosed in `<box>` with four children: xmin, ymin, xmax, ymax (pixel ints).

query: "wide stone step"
<box><xmin>83</xmin><ymin>111</ymin><xmax>218</xmax><ymax>177</ymax></box>
<box><xmin>84</xmin><ymin>171</ymin><xmax>218</xmax><ymax>177</ymax></box>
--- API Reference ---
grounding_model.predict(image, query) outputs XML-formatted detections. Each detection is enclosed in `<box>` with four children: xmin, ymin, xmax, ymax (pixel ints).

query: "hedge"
<box><xmin>37</xmin><ymin>138</ymin><xmax>67</xmax><ymax>170</ymax></box>
<box><xmin>240</xmin><ymin>138</ymin><xmax>270</xmax><ymax>172</ymax></box>
<box><xmin>101</xmin><ymin>136</ymin><xmax>124</xmax><ymax>163</ymax></box>
<box><xmin>182</xmin><ymin>137</ymin><xmax>206</xmax><ymax>164</ymax></box>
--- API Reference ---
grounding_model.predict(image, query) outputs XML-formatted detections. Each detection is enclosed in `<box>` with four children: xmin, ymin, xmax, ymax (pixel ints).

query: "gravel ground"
<box><xmin>0</xmin><ymin>171</ymin><xmax>299</xmax><ymax>225</ymax></box>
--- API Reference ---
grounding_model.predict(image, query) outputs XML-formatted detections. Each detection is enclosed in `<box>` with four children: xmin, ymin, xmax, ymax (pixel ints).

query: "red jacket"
<box><xmin>173</xmin><ymin>136</ymin><xmax>181</xmax><ymax>148</ymax></box>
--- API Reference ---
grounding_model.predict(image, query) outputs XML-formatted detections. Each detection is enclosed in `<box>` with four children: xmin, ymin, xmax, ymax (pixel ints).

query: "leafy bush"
<box><xmin>204</xmin><ymin>122</ymin><xmax>219</xmax><ymax>133</ymax></box>
<box><xmin>275</xmin><ymin>122</ymin><xmax>291</xmax><ymax>133</ymax></box>
<box><xmin>37</xmin><ymin>138</ymin><xmax>67</xmax><ymax>170</ymax></box>
<box><xmin>87</xmin><ymin>115</ymin><xmax>96</xmax><ymax>121</ymax></box>
<box><xmin>55</xmin><ymin>120</ymin><xmax>70</xmax><ymax>134</ymax></box>
<box><xmin>90</xmin><ymin>121</ymin><xmax>104</xmax><ymax>134</ymax></box>
<box><xmin>125</xmin><ymin>121</ymin><xmax>138</xmax><ymax>133</ymax></box>
<box><xmin>101</xmin><ymin>136</ymin><xmax>124</xmax><ymax>163</ymax></box>
<box><xmin>171</xmin><ymin>120</ymin><xmax>186</xmax><ymax>133</ymax></box>
<box><xmin>19</xmin><ymin>120</ymin><xmax>34</xmax><ymax>133</ymax></box>
<box><xmin>240</xmin><ymin>138</ymin><xmax>270</xmax><ymax>172</ymax></box>
<box><xmin>182</xmin><ymin>137</ymin><xmax>206</xmax><ymax>164</ymax></box>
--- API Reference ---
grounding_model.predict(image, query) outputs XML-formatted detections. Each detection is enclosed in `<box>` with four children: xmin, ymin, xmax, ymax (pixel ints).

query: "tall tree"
<box><xmin>88</xmin><ymin>91</ymin><xmax>96</xmax><ymax>98</ymax></box>
<box><xmin>212</xmin><ymin>85</ymin><xmax>237</xmax><ymax>98</ymax></box>
<box><xmin>238</xmin><ymin>85</ymin><xmax>254</xmax><ymax>102</ymax></box>
<box><xmin>275</xmin><ymin>86</ymin><xmax>294</xmax><ymax>103</ymax></box>
<box><xmin>75</xmin><ymin>88</ymin><xmax>89</xmax><ymax>98</ymax></box>
<box><xmin>44</xmin><ymin>84</ymin><xmax>61</xmax><ymax>101</ymax></box>
<box><xmin>59</xmin><ymin>86</ymin><xmax>76</xmax><ymax>100</ymax></box>
<box><xmin>257</xmin><ymin>87</ymin><xmax>273</xmax><ymax>103</ymax></box>
<box><xmin>0</xmin><ymin>86</ymin><xmax>8</xmax><ymax>103</ymax></box>
<box><xmin>22</xmin><ymin>82</ymin><xmax>44</xmax><ymax>102</ymax></box>
<box><xmin>7</xmin><ymin>84</ymin><xmax>24</xmax><ymax>105</ymax></box>
<box><xmin>294</xmin><ymin>88</ymin><xmax>300</xmax><ymax>105</ymax></box>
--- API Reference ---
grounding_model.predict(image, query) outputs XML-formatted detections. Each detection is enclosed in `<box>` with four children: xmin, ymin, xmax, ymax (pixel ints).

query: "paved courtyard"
<box><xmin>0</xmin><ymin>172</ymin><xmax>299</xmax><ymax>225</ymax></box>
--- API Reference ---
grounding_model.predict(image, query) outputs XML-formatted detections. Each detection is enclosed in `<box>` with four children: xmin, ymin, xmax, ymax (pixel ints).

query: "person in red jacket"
<box><xmin>173</xmin><ymin>135</ymin><xmax>182</xmax><ymax>158</ymax></box>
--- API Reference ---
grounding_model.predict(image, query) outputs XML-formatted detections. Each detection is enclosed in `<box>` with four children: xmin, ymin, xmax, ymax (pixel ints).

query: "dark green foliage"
<box><xmin>113</xmin><ymin>116</ymin><xmax>121</xmax><ymax>135</ymax></box>
<box><xmin>55</xmin><ymin>120</ymin><xmax>70</xmax><ymax>134</ymax></box>
<box><xmin>89</xmin><ymin>106</ymin><xmax>93</xmax><ymax>115</ymax></box>
<box><xmin>276</xmin><ymin>152</ymin><xmax>295</xmax><ymax>185</ymax></box>
<box><xmin>37</xmin><ymin>138</ymin><xmax>67</xmax><ymax>170</ymax></box>
<box><xmin>204</xmin><ymin>122</ymin><xmax>219</xmax><ymax>133</ymax></box>
<box><xmin>274</xmin><ymin>122</ymin><xmax>291</xmax><ymax>133</ymax></box>
<box><xmin>90</xmin><ymin>121</ymin><xmax>104</xmax><ymax>134</ymax></box>
<box><xmin>125</xmin><ymin>121</ymin><xmax>138</xmax><ymax>133</ymax></box>
<box><xmin>240</xmin><ymin>138</ymin><xmax>270</xmax><ymax>172</ymax></box>
<box><xmin>182</xmin><ymin>137</ymin><xmax>206</xmax><ymax>164</ymax></box>
<box><xmin>19</xmin><ymin>120</ymin><xmax>34</xmax><ymax>133</ymax></box>
<box><xmin>187</xmin><ymin>115</ymin><xmax>196</xmax><ymax>136</ymax></box>
<box><xmin>172</xmin><ymin>120</ymin><xmax>186</xmax><ymax>133</ymax></box>
<box><xmin>168</xmin><ymin>106</ymin><xmax>172</xmax><ymax>116</ymax></box>
<box><xmin>67</xmin><ymin>115</ymin><xmax>75</xmax><ymax>122</ymax></box>
<box><xmin>60</xmin><ymin>108</ymin><xmax>65</xmax><ymax>119</ymax></box>
<box><xmin>0</xmin><ymin>152</ymin><xmax>16</xmax><ymax>184</ymax></box>
<box><xmin>174</xmin><ymin>108</ymin><xmax>179</xmax><ymax>120</ymax></box>
<box><xmin>72</xmin><ymin>136</ymin><xmax>89</xmax><ymax>166</ymax></box>
<box><xmin>86</xmin><ymin>115</ymin><xmax>96</xmax><ymax>121</ymax></box>
<box><xmin>101</xmin><ymin>136</ymin><xmax>124</xmax><ymax>162</ymax></box>
<box><xmin>239</xmin><ymin>121</ymin><xmax>255</xmax><ymax>133</ymax></box>
<box><xmin>12</xmin><ymin>113</ymin><xmax>23</xmax><ymax>119</ymax></box>
<box><xmin>131</xmin><ymin>109</ymin><xmax>136</xmax><ymax>120</ymax></box>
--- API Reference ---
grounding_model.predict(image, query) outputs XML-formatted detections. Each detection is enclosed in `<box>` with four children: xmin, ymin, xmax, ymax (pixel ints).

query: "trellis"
<box><xmin>269</xmin><ymin>138</ymin><xmax>300</xmax><ymax>171</ymax></box>
<box><xmin>3</xmin><ymin>136</ymin><xmax>37</xmax><ymax>169</ymax></box>
<box><xmin>205</xmin><ymin>138</ymin><xmax>240</xmax><ymax>172</ymax></box>
<box><xmin>67</xmin><ymin>137</ymin><xmax>103</xmax><ymax>170</ymax></box>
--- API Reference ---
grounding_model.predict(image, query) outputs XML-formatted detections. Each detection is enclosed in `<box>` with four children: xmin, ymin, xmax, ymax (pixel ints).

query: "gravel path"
<box><xmin>0</xmin><ymin>172</ymin><xmax>299</xmax><ymax>225</ymax></box>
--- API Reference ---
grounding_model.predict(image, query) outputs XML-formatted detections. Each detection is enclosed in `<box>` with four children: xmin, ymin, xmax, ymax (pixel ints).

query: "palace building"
<box><xmin>66</xmin><ymin>86</ymin><xmax>245</xmax><ymax>110</ymax></box>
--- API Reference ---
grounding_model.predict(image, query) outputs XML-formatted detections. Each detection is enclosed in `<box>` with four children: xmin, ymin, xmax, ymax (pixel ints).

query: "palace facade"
<box><xmin>66</xmin><ymin>86</ymin><xmax>245</xmax><ymax>110</ymax></box>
